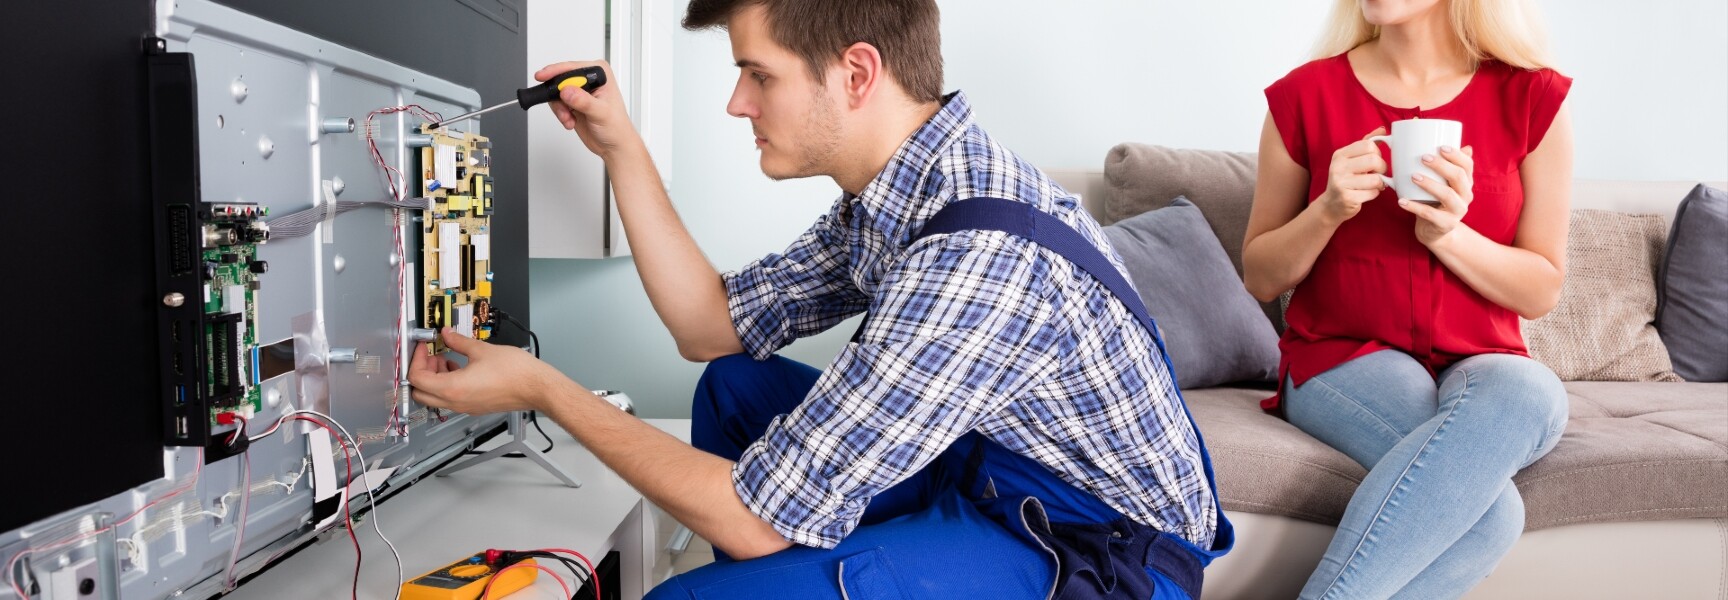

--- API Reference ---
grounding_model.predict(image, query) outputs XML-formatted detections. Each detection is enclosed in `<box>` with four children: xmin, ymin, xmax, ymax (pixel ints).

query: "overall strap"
<box><xmin>909</xmin><ymin>198</ymin><xmax>1163</xmax><ymax>339</ymax></box>
<box><xmin>899</xmin><ymin>198</ymin><xmax>1233</xmax><ymax>551</ymax></box>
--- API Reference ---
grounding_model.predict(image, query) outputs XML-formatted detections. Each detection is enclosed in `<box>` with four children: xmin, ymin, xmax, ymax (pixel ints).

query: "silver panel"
<box><xmin>0</xmin><ymin>3</ymin><xmax>512</xmax><ymax>599</ymax></box>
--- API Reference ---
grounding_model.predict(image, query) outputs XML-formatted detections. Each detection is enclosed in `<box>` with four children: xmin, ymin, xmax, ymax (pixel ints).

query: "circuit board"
<box><xmin>419</xmin><ymin>124</ymin><xmax>495</xmax><ymax>352</ymax></box>
<box><xmin>199</xmin><ymin>203</ymin><xmax>269</xmax><ymax>420</ymax></box>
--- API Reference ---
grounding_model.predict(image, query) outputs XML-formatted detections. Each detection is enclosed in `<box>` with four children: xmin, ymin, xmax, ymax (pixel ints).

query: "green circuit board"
<box><xmin>201</xmin><ymin>243</ymin><xmax>261</xmax><ymax>419</ymax></box>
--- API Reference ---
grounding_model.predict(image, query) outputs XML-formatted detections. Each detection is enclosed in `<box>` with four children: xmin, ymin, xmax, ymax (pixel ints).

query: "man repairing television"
<box><xmin>408</xmin><ymin>1</ymin><xmax>1232</xmax><ymax>597</ymax></box>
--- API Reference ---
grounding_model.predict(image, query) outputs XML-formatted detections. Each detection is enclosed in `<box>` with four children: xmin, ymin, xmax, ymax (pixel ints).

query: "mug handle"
<box><xmin>1368</xmin><ymin>135</ymin><xmax>1395</xmax><ymax>188</ymax></box>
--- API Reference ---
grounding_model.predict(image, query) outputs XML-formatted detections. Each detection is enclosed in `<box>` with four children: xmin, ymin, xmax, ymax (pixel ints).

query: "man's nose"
<box><xmin>726</xmin><ymin>83</ymin><xmax>756</xmax><ymax>119</ymax></box>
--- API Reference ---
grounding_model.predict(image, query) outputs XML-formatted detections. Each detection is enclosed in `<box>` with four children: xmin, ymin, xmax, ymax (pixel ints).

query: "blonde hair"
<box><xmin>1313</xmin><ymin>0</ymin><xmax>1554</xmax><ymax>70</ymax></box>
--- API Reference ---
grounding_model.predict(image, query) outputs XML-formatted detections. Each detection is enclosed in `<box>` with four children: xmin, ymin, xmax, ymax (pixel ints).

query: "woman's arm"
<box><xmin>1400</xmin><ymin>104</ymin><xmax>1573</xmax><ymax>320</ymax></box>
<box><xmin>1243</xmin><ymin>113</ymin><xmax>1388</xmax><ymax>302</ymax></box>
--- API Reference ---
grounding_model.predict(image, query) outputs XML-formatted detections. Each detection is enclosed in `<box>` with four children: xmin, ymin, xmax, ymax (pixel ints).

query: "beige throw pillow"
<box><xmin>1521</xmin><ymin>209</ymin><xmax>1682</xmax><ymax>382</ymax></box>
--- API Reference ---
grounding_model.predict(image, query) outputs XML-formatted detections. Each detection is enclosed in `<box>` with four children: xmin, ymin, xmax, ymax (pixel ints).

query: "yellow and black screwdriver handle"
<box><xmin>516</xmin><ymin>66</ymin><xmax>607</xmax><ymax>110</ymax></box>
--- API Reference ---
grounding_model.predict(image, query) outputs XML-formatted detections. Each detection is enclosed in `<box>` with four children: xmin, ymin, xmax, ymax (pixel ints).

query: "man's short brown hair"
<box><xmin>683</xmin><ymin>0</ymin><xmax>944</xmax><ymax>103</ymax></box>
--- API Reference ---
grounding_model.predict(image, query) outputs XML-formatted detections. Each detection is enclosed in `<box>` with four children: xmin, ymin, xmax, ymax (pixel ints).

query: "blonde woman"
<box><xmin>1242</xmin><ymin>0</ymin><xmax>1573</xmax><ymax>597</ymax></box>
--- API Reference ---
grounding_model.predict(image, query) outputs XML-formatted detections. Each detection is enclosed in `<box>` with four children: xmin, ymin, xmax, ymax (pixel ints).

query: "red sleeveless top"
<box><xmin>1262</xmin><ymin>53</ymin><xmax>1572</xmax><ymax>412</ymax></box>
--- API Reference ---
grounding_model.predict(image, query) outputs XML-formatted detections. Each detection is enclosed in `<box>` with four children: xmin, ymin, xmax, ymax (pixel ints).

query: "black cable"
<box><xmin>461</xmin><ymin>411</ymin><xmax>554</xmax><ymax>457</ymax></box>
<box><xmin>494</xmin><ymin>310</ymin><xmax>539</xmax><ymax>360</ymax></box>
<box><xmin>528</xmin><ymin>413</ymin><xmax>555</xmax><ymax>452</ymax></box>
<box><xmin>463</xmin><ymin>308</ymin><xmax>555</xmax><ymax>457</ymax></box>
<box><xmin>509</xmin><ymin>552</ymin><xmax>591</xmax><ymax>599</ymax></box>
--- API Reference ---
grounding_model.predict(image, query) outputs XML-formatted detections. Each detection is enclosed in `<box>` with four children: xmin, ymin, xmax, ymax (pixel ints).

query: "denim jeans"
<box><xmin>1285</xmin><ymin>350</ymin><xmax>1568</xmax><ymax>600</ymax></box>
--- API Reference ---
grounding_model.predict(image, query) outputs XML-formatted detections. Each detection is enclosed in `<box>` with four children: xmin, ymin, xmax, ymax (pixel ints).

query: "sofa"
<box><xmin>1047</xmin><ymin>148</ymin><xmax>1728</xmax><ymax>600</ymax></box>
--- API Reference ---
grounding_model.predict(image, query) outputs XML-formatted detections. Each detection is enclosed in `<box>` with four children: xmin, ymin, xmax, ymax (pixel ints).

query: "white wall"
<box><xmin>532</xmin><ymin>0</ymin><xmax>1728</xmax><ymax>418</ymax></box>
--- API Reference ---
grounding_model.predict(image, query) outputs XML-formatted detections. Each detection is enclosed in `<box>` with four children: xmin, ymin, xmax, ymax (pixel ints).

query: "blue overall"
<box><xmin>649</xmin><ymin>199</ymin><xmax>1234</xmax><ymax>600</ymax></box>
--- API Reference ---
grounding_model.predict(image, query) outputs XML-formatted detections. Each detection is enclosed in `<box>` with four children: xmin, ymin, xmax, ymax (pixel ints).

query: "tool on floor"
<box><xmin>428</xmin><ymin>66</ymin><xmax>607</xmax><ymax>130</ymax></box>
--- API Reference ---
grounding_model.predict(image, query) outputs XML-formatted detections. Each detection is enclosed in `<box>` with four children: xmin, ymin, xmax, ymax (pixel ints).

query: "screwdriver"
<box><xmin>427</xmin><ymin>66</ymin><xmax>608</xmax><ymax>129</ymax></box>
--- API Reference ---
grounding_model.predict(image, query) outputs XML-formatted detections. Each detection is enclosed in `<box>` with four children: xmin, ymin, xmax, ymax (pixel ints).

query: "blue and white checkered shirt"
<box><xmin>722</xmin><ymin>91</ymin><xmax>1218</xmax><ymax>549</ymax></box>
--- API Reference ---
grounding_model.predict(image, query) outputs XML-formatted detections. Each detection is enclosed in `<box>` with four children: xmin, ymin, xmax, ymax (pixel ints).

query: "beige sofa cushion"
<box><xmin>1516</xmin><ymin>382</ymin><xmax>1728</xmax><ymax>529</ymax></box>
<box><xmin>1186</xmin><ymin>383</ymin><xmax>1728</xmax><ymax>530</ymax></box>
<box><xmin>1186</xmin><ymin>387</ymin><xmax>1363</xmax><ymax>524</ymax></box>
<box><xmin>1102</xmin><ymin>144</ymin><xmax>1258</xmax><ymax>274</ymax></box>
<box><xmin>1521</xmin><ymin>210</ymin><xmax>1683</xmax><ymax>382</ymax></box>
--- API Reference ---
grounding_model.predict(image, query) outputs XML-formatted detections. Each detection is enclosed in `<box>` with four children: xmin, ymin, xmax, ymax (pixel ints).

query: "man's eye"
<box><xmin>751</xmin><ymin>72</ymin><xmax>768</xmax><ymax>84</ymax></box>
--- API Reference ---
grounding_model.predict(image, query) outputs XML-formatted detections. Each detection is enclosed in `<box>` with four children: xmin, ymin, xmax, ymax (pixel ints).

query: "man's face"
<box><xmin>725</xmin><ymin>5</ymin><xmax>844</xmax><ymax>181</ymax></box>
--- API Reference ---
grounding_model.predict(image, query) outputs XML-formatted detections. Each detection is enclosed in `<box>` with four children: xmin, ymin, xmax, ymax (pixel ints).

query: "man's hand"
<box><xmin>535</xmin><ymin>60</ymin><xmax>641</xmax><ymax>159</ymax></box>
<box><xmin>408</xmin><ymin>329</ymin><xmax>558</xmax><ymax>415</ymax></box>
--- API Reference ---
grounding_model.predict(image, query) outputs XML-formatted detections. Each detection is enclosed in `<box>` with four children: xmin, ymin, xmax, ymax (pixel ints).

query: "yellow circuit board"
<box><xmin>419</xmin><ymin>124</ymin><xmax>495</xmax><ymax>352</ymax></box>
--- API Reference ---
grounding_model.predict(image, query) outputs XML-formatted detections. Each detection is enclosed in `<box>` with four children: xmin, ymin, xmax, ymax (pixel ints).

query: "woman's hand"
<box><xmin>1316</xmin><ymin>127</ymin><xmax>1390</xmax><ymax>225</ymax></box>
<box><xmin>1401</xmin><ymin>145</ymin><xmax>1475</xmax><ymax>247</ymax></box>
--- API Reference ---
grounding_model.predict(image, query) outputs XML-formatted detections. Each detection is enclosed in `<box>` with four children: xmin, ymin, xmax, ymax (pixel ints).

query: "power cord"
<box><xmin>480</xmin><ymin>548</ymin><xmax>597</xmax><ymax>600</ymax></box>
<box><xmin>467</xmin><ymin>308</ymin><xmax>555</xmax><ymax>457</ymax></box>
<box><xmin>492</xmin><ymin>309</ymin><xmax>540</xmax><ymax>360</ymax></box>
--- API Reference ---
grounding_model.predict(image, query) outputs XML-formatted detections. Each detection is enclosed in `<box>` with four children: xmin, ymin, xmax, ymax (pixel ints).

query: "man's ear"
<box><xmin>837</xmin><ymin>42</ymin><xmax>883</xmax><ymax>110</ymax></box>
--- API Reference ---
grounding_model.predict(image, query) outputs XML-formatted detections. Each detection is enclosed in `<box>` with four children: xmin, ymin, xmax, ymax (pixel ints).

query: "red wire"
<box><xmin>289</xmin><ymin>415</ymin><xmax>362</xmax><ymax>600</ymax></box>
<box><xmin>225</xmin><ymin>414</ymin><xmax>249</xmax><ymax>446</ymax></box>
<box><xmin>479</xmin><ymin>563</ymin><xmax>570</xmax><ymax>600</ymax></box>
<box><xmin>537</xmin><ymin>548</ymin><xmax>599</xmax><ymax>600</ymax></box>
<box><xmin>362</xmin><ymin>104</ymin><xmax>441</xmax><ymax>429</ymax></box>
<box><xmin>223</xmin><ymin>450</ymin><xmax>253</xmax><ymax>589</ymax></box>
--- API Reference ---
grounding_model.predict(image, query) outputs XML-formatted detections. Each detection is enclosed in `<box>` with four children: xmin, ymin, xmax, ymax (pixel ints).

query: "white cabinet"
<box><xmin>527</xmin><ymin>0</ymin><xmax>674</xmax><ymax>259</ymax></box>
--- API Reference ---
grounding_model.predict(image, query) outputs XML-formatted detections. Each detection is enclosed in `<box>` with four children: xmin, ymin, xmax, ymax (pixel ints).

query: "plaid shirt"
<box><xmin>722</xmin><ymin>91</ymin><xmax>1218</xmax><ymax>549</ymax></box>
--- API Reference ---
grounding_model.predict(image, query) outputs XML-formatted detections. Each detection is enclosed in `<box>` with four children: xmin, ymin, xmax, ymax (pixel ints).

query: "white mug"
<box><xmin>1370</xmin><ymin>118</ymin><xmax>1463</xmax><ymax>205</ymax></box>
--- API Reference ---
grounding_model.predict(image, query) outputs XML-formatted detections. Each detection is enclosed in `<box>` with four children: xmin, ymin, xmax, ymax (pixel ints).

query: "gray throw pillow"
<box><xmin>1105</xmin><ymin>198</ymin><xmax>1280</xmax><ymax>389</ymax></box>
<box><xmin>1102</xmin><ymin>144</ymin><xmax>1286</xmax><ymax>334</ymax></box>
<box><xmin>1656</xmin><ymin>184</ymin><xmax>1728</xmax><ymax>382</ymax></box>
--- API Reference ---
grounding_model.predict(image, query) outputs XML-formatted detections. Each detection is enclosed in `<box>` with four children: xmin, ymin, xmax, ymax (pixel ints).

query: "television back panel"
<box><xmin>2</xmin><ymin>2</ymin><xmax>518</xmax><ymax>597</ymax></box>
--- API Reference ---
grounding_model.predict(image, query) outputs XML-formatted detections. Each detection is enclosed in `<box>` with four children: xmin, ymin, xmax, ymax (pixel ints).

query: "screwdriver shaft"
<box><xmin>428</xmin><ymin>99</ymin><xmax>516</xmax><ymax>130</ymax></box>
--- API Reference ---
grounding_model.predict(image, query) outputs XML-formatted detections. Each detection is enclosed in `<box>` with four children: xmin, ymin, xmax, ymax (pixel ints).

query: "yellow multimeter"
<box><xmin>400</xmin><ymin>553</ymin><xmax>538</xmax><ymax>600</ymax></box>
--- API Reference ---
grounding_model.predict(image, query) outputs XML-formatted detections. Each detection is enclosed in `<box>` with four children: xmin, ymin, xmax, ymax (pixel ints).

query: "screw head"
<box><xmin>163</xmin><ymin>292</ymin><xmax>185</xmax><ymax>307</ymax></box>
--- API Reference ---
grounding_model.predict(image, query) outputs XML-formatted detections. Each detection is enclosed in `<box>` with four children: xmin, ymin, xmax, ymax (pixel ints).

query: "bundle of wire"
<box><xmin>247</xmin><ymin>409</ymin><xmax>406</xmax><ymax>600</ymax></box>
<box><xmin>264</xmin><ymin>196</ymin><xmax>433</xmax><ymax>240</ymax></box>
<box><xmin>222</xmin><ymin>415</ymin><xmax>252</xmax><ymax>591</ymax></box>
<box><xmin>362</xmin><ymin>105</ymin><xmax>443</xmax><ymax>203</ymax></box>
<box><xmin>480</xmin><ymin>548</ymin><xmax>599</xmax><ymax>600</ymax></box>
<box><xmin>362</xmin><ymin>104</ymin><xmax>442</xmax><ymax>437</ymax></box>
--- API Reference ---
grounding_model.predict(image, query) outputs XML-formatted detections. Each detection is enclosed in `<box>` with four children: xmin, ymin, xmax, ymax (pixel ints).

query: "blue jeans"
<box><xmin>1285</xmin><ymin>350</ymin><xmax>1568</xmax><ymax>600</ymax></box>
